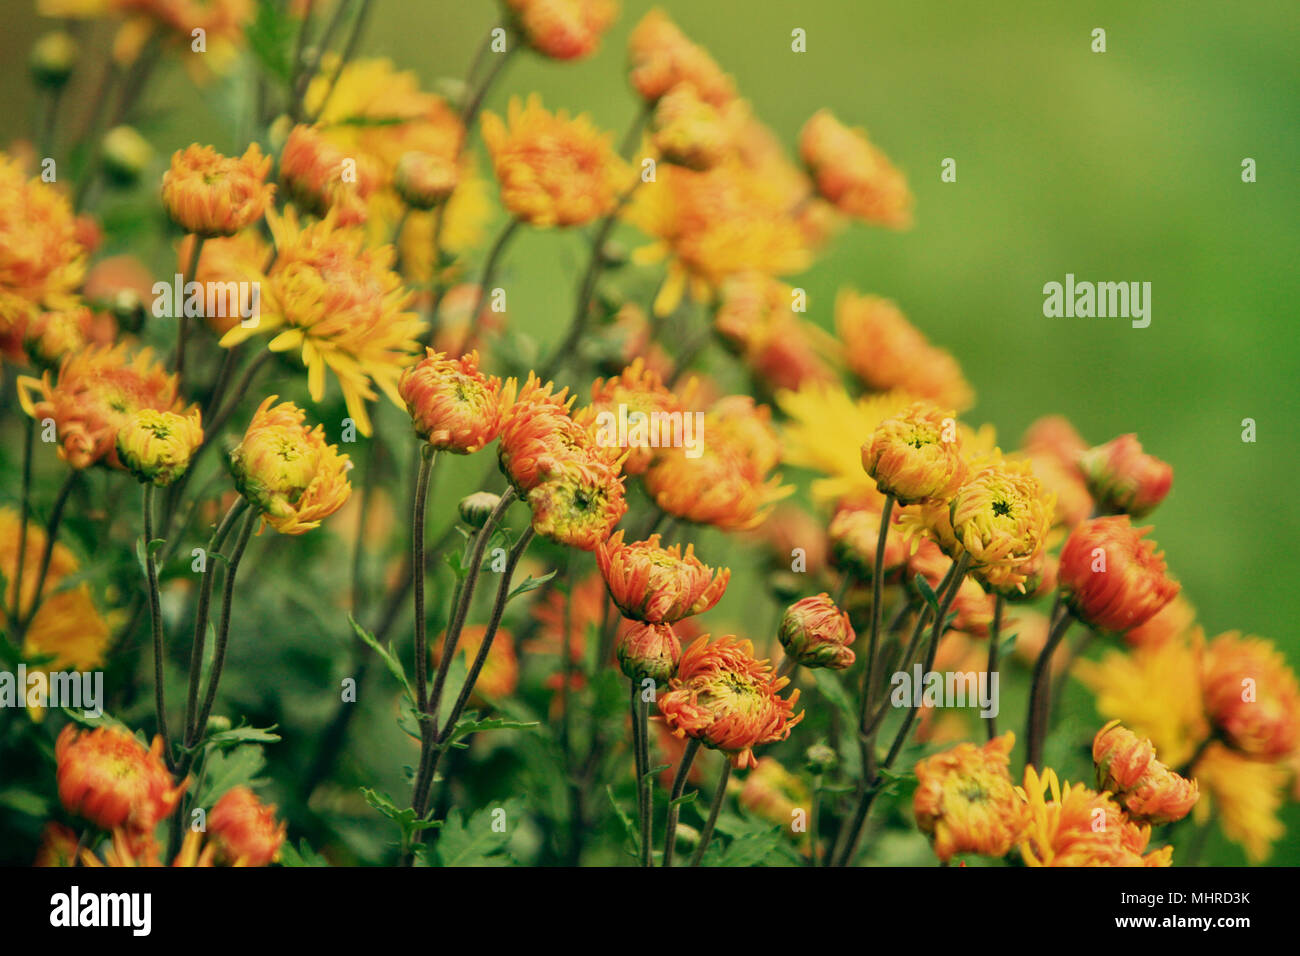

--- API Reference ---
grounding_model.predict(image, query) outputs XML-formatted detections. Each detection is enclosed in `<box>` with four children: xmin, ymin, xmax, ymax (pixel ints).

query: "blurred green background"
<box><xmin>3</xmin><ymin>0</ymin><xmax>1298</xmax><ymax>864</ymax></box>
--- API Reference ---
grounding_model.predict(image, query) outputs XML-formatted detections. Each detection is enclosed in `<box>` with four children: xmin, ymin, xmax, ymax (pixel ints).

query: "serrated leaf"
<box><xmin>349</xmin><ymin>615</ymin><xmax>414</xmax><ymax>702</ymax></box>
<box><xmin>434</xmin><ymin>798</ymin><xmax>522</xmax><ymax>866</ymax></box>
<box><xmin>279</xmin><ymin>838</ymin><xmax>329</xmax><ymax>867</ymax></box>
<box><xmin>196</xmin><ymin>746</ymin><xmax>267</xmax><ymax>806</ymax></box>
<box><xmin>361</xmin><ymin>787</ymin><xmax>442</xmax><ymax>840</ymax></box>
<box><xmin>444</xmin><ymin>716</ymin><xmax>539</xmax><ymax>747</ymax></box>
<box><xmin>202</xmin><ymin>724</ymin><xmax>281</xmax><ymax>749</ymax></box>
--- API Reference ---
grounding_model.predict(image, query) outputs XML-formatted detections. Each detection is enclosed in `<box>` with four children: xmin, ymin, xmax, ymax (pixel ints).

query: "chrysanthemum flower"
<box><xmin>651</xmin><ymin>82</ymin><xmax>738</xmax><ymax>171</ymax></box>
<box><xmin>626</xmin><ymin>9</ymin><xmax>735</xmax><ymax>106</ymax></box>
<box><xmin>738</xmin><ymin>757</ymin><xmax>811</xmax><ymax>830</ymax></box>
<box><xmin>596</xmin><ymin>530</ymin><xmax>730</xmax><ymax>623</ymax></box>
<box><xmin>1092</xmin><ymin>720</ymin><xmax>1198</xmax><ymax>824</ymax></box>
<box><xmin>433</xmin><ymin>625</ymin><xmax>520</xmax><ymax>701</ymax></box>
<box><xmin>55</xmin><ymin>724</ymin><xmax>186</xmax><ymax>834</ymax></box>
<box><xmin>946</xmin><ymin>458</ymin><xmax>1055</xmax><ymax>592</ymax></box>
<box><xmin>33</xmin><ymin>823</ymin><xmax>80</xmax><ymax>868</ymax></box>
<box><xmin>525</xmin><ymin>455</ymin><xmax>628</xmax><ymax>551</ymax></box>
<box><xmin>17</xmin><ymin>343</ymin><xmax>180</xmax><ymax>470</ymax></box>
<box><xmin>1201</xmin><ymin>631</ymin><xmax>1300</xmax><ymax>759</ymax></box>
<box><xmin>219</xmin><ymin>208</ymin><xmax>424</xmax><ymax>436</ymax></box>
<box><xmin>1017</xmin><ymin>765</ymin><xmax>1172</xmax><ymax>867</ymax></box>
<box><xmin>778</xmin><ymin>593</ymin><xmax>856</xmax><ymax>670</ymax></box>
<box><xmin>1</xmin><ymin>505</ymin><xmax>76</xmax><ymax>623</ymax></box>
<box><xmin>862</xmin><ymin>402</ymin><xmax>966</xmax><ymax>505</ymax></box>
<box><xmin>828</xmin><ymin>497</ymin><xmax>908</xmax><ymax>581</ymax></box>
<box><xmin>116</xmin><ymin>408</ymin><xmax>204</xmax><ymax>486</ymax></box>
<box><xmin>22</xmin><ymin>304</ymin><xmax>92</xmax><ymax>370</ymax></box>
<box><xmin>0</xmin><ymin>154</ymin><xmax>86</xmax><ymax>308</ymax></box>
<box><xmin>1058</xmin><ymin>516</ymin><xmax>1179</xmax><ymax>633</ymax></box>
<box><xmin>912</xmin><ymin>732</ymin><xmax>1028</xmax><ymax>863</ymax></box>
<box><xmin>498</xmin><ymin>374</ymin><xmax>621</xmax><ymax>491</ymax></box>
<box><xmin>575</xmin><ymin>357</ymin><xmax>683</xmax><ymax>475</ymax></box>
<box><xmin>280</xmin><ymin>124</ymin><xmax>377</xmax><ymax>226</ymax></box>
<box><xmin>393</xmin><ymin>150</ymin><xmax>459</xmax><ymax>210</ymax></box>
<box><xmin>835</xmin><ymin>291</ymin><xmax>973</xmax><ymax>411</ymax></box>
<box><xmin>1078</xmin><ymin>433</ymin><xmax>1174</xmax><ymax>519</ymax></box>
<box><xmin>1123</xmin><ymin>593</ymin><xmax>1196</xmax><ymax>651</ymax></box>
<box><xmin>177</xmin><ymin>230</ymin><xmax>270</xmax><ymax>336</ymax></box>
<box><xmin>616</xmin><ymin>621</ymin><xmax>682</xmax><ymax>683</ymax></box>
<box><xmin>161</xmin><ymin>144</ymin><xmax>274</xmax><ymax>238</ymax></box>
<box><xmin>505</xmin><ymin>0</ymin><xmax>617</xmax><ymax>61</ymax></box>
<box><xmin>105</xmin><ymin>0</ymin><xmax>254</xmax><ymax>78</ymax></box>
<box><xmin>799</xmin><ymin>110</ymin><xmax>912</xmax><ymax>228</ymax></box>
<box><xmin>1022</xmin><ymin>414</ymin><xmax>1088</xmax><ymax>468</ymax></box>
<box><xmin>208</xmin><ymin>786</ymin><xmax>287</xmax><ymax>867</ymax></box>
<box><xmin>229</xmin><ymin>396</ymin><xmax>352</xmax><ymax>535</ymax></box>
<box><xmin>481</xmin><ymin>95</ymin><xmax>624</xmax><ymax>228</ymax></box>
<box><xmin>658</xmin><ymin>635</ymin><xmax>803</xmax><ymax>769</ymax></box>
<box><xmin>1192</xmin><ymin>743</ymin><xmax>1288</xmax><ymax>863</ymax></box>
<box><xmin>398</xmin><ymin>349</ymin><xmax>507</xmax><ymax>453</ymax></box>
<box><xmin>1021</xmin><ymin>449</ymin><xmax>1092</xmax><ymax>529</ymax></box>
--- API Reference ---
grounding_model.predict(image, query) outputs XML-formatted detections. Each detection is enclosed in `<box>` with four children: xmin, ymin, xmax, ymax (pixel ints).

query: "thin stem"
<box><xmin>689</xmin><ymin>757</ymin><xmax>731</xmax><ymax>866</ymax></box>
<box><xmin>859</xmin><ymin>495</ymin><xmax>895</xmax><ymax>734</ymax></box>
<box><xmin>191</xmin><ymin>508</ymin><xmax>258</xmax><ymax>739</ymax></box>
<box><xmin>632</xmin><ymin>684</ymin><xmax>653</xmax><ymax>867</ymax></box>
<box><xmin>661</xmin><ymin>737</ymin><xmax>701</xmax><ymax>867</ymax></box>
<box><xmin>175</xmin><ymin>236</ymin><xmax>204</xmax><ymax>382</ymax></box>
<box><xmin>460</xmin><ymin>40</ymin><xmax>518</xmax><ymax>133</ymax></box>
<box><xmin>10</xmin><ymin>416</ymin><xmax>34</xmax><ymax>620</ymax></box>
<box><xmin>986</xmin><ymin>596</ymin><xmax>1004</xmax><ymax>741</ymax></box>
<box><xmin>411</xmin><ymin>446</ymin><xmax>437</xmax><ymax>712</ymax></box>
<box><xmin>468</xmin><ymin>219</ymin><xmax>521</xmax><ymax>333</ymax></box>
<box><xmin>16</xmin><ymin>470</ymin><xmax>77</xmax><ymax>633</ymax></box>
<box><xmin>142</xmin><ymin>484</ymin><xmax>172</xmax><ymax>768</ymax></box>
<box><xmin>308</xmin><ymin>0</ymin><xmax>376</xmax><ymax>123</ymax></box>
<box><xmin>1025</xmin><ymin>603</ymin><xmax>1073</xmax><ymax>770</ymax></box>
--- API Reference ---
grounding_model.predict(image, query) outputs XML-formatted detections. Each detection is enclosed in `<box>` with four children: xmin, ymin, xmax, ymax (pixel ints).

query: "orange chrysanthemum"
<box><xmin>616</xmin><ymin>621</ymin><xmax>682</xmax><ymax>683</ymax></box>
<box><xmin>1200</xmin><ymin>632</ymin><xmax>1300</xmax><ymax>759</ymax></box>
<box><xmin>799</xmin><ymin>109</ymin><xmax>912</xmax><ymax>228</ymax></box>
<box><xmin>219</xmin><ymin>208</ymin><xmax>424</xmax><ymax>436</ymax></box>
<box><xmin>398</xmin><ymin>349</ymin><xmax>507</xmax><ymax>453</ymax></box>
<box><xmin>658</xmin><ymin>635</ymin><xmax>803</xmax><ymax>769</ymax></box>
<box><xmin>913</xmin><ymin>732</ymin><xmax>1029</xmax><ymax>863</ymax></box>
<box><xmin>161</xmin><ymin>144</ymin><xmax>274</xmax><ymax>237</ymax></box>
<box><xmin>55</xmin><ymin>724</ymin><xmax>187</xmax><ymax>834</ymax></box>
<box><xmin>481</xmin><ymin>95</ymin><xmax>624</xmax><ymax>228</ymax></box>
<box><xmin>229</xmin><ymin>396</ymin><xmax>352</xmax><ymax>535</ymax></box>
<box><xmin>778</xmin><ymin>593</ymin><xmax>856</xmax><ymax>670</ymax></box>
<box><xmin>1018</xmin><ymin>766</ymin><xmax>1172</xmax><ymax>867</ymax></box>
<box><xmin>280</xmin><ymin>124</ymin><xmax>377</xmax><ymax>226</ymax></box>
<box><xmin>17</xmin><ymin>343</ymin><xmax>180</xmax><ymax>470</ymax></box>
<box><xmin>1058</xmin><ymin>516</ymin><xmax>1180</xmax><ymax>633</ymax></box>
<box><xmin>525</xmin><ymin>455</ymin><xmax>628</xmax><ymax>551</ymax></box>
<box><xmin>595</xmin><ymin>530</ymin><xmax>730</xmax><ymax>623</ymax></box>
<box><xmin>433</xmin><ymin>625</ymin><xmax>520</xmax><ymax>701</ymax></box>
<box><xmin>575</xmin><ymin>357</ymin><xmax>683</xmax><ymax>475</ymax></box>
<box><xmin>828</xmin><ymin>497</ymin><xmax>910</xmax><ymax>580</ymax></box>
<box><xmin>177</xmin><ymin>230</ymin><xmax>271</xmax><ymax>336</ymax></box>
<box><xmin>505</xmin><ymin>0</ymin><xmax>617</xmax><ymax>61</ymax></box>
<box><xmin>862</xmin><ymin>402</ymin><xmax>966</xmax><ymax>505</ymax></box>
<box><xmin>22</xmin><ymin>304</ymin><xmax>92</xmax><ymax>371</ymax></box>
<box><xmin>626</xmin><ymin>9</ymin><xmax>735</xmax><ymax>106</ymax></box>
<box><xmin>208</xmin><ymin>786</ymin><xmax>287</xmax><ymax>867</ymax></box>
<box><xmin>0</xmin><ymin>154</ymin><xmax>86</xmax><ymax>308</ymax></box>
<box><xmin>1078</xmin><ymin>433</ymin><xmax>1174</xmax><ymax>519</ymax></box>
<box><xmin>738</xmin><ymin>757</ymin><xmax>811</xmax><ymax>831</ymax></box>
<box><xmin>1092</xmin><ymin>720</ymin><xmax>1198</xmax><ymax>824</ymax></box>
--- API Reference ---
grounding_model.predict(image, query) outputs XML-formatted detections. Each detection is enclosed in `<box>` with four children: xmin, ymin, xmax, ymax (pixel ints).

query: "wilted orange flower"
<box><xmin>835</xmin><ymin>291</ymin><xmax>973</xmax><ymax>411</ymax></box>
<box><xmin>280</xmin><ymin>124</ymin><xmax>377</xmax><ymax>226</ymax></box>
<box><xmin>1059</xmin><ymin>516</ymin><xmax>1179</xmax><ymax>633</ymax></box>
<box><xmin>738</xmin><ymin>757</ymin><xmax>810</xmax><ymax>830</ymax></box>
<box><xmin>481</xmin><ymin>95</ymin><xmax>623</xmax><ymax>227</ymax></box>
<box><xmin>651</xmin><ymin>82</ymin><xmax>738</xmax><ymax>171</ymax></box>
<box><xmin>219</xmin><ymin>208</ymin><xmax>424</xmax><ymax>436</ymax></box>
<box><xmin>596</xmin><ymin>530</ymin><xmax>730</xmax><ymax>623</ymax></box>
<box><xmin>1201</xmin><ymin>631</ymin><xmax>1300</xmax><ymax>759</ymax></box>
<box><xmin>505</xmin><ymin>0</ymin><xmax>617</xmax><ymax>60</ymax></box>
<box><xmin>208</xmin><ymin>786</ymin><xmax>286</xmax><ymax>867</ymax></box>
<box><xmin>1078</xmin><ymin>433</ymin><xmax>1174</xmax><ymax>519</ymax></box>
<box><xmin>116</xmin><ymin>407</ymin><xmax>204</xmax><ymax>486</ymax></box>
<box><xmin>862</xmin><ymin>402</ymin><xmax>965</xmax><ymax>505</ymax></box>
<box><xmin>616</xmin><ymin>621</ymin><xmax>682</xmax><ymax>683</ymax></box>
<box><xmin>946</xmin><ymin>458</ymin><xmax>1055</xmax><ymax>593</ymax></box>
<box><xmin>829</xmin><ymin>497</ymin><xmax>909</xmax><ymax>580</ymax></box>
<box><xmin>1092</xmin><ymin>720</ymin><xmax>1198</xmax><ymax>824</ymax></box>
<box><xmin>659</xmin><ymin>635</ymin><xmax>803</xmax><ymax>769</ymax></box>
<box><xmin>626</xmin><ymin>9</ymin><xmax>735</xmax><ymax>106</ymax></box>
<box><xmin>229</xmin><ymin>396</ymin><xmax>352</xmax><ymax>535</ymax></box>
<box><xmin>0</xmin><ymin>154</ymin><xmax>86</xmax><ymax>308</ymax></box>
<box><xmin>399</xmin><ymin>349</ymin><xmax>507</xmax><ymax>453</ymax></box>
<box><xmin>161</xmin><ymin>144</ymin><xmax>274</xmax><ymax>237</ymax></box>
<box><xmin>1018</xmin><ymin>766</ymin><xmax>1172</xmax><ymax>867</ymax></box>
<box><xmin>525</xmin><ymin>456</ymin><xmax>628</xmax><ymax>551</ymax></box>
<box><xmin>434</xmin><ymin>625</ymin><xmax>519</xmax><ymax>701</ymax></box>
<box><xmin>17</xmin><ymin>343</ymin><xmax>180</xmax><ymax>469</ymax></box>
<box><xmin>56</xmin><ymin>724</ymin><xmax>186</xmax><ymax>834</ymax></box>
<box><xmin>913</xmin><ymin>732</ymin><xmax>1028</xmax><ymax>863</ymax></box>
<box><xmin>778</xmin><ymin>593</ymin><xmax>856</xmax><ymax>670</ymax></box>
<box><xmin>799</xmin><ymin>110</ymin><xmax>912</xmax><ymax>228</ymax></box>
<box><xmin>575</xmin><ymin>357</ymin><xmax>682</xmax><ymax>475</ymax></box>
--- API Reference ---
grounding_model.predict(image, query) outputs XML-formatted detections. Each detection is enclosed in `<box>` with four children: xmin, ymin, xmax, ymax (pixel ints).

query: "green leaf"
<box><xmin>642</xmin><ymin>763</ymin><xmax>670</xmax><ymax>782</ymax></box>
<box><xmin>507</xmin><ymin>569</ymin><xmax>557</xmax><ymax>603</ymax></box>
<box><xmin>435</xmin><ymin>798</ymin><xmax>522</xmax><ymax>866</ymax></box>
<box><xmin>605</xmin><ymin>785</ymin><xmax>639</xmax><ymax>856</ymax></box>
<box><xmin>361</xmin><ymin>787</ymin><xmax>442</xmax><ymax>843</ymax></box>
<box><xmin>246</xmin><ymin>0</ymin><xmax>295</xmax><ymax>83</ymax></box>
<box><xmin>0</xmin><ymin>787</ymin><xmax>50</xmax><ymax>817</ymax></box>
<box><xmin>134</xmin><ymin>536</ymin><xmax>167</xmax><ymax>576</ymax></box>
<box><xmin>999</xmin><ymin>631</ymin><xmax>1019</xmax><ymax>653</ymax></box>
<box><xmin>443</xmin><ymin>716</ymin><xmax>540</xmax><ymax>748</ymax></box>
<box><xmin>811</xmin><ymin>669</ymin><xmax>857</xmax><ymax>723</ymax></box>
<box><xmin>278</xmin><ymin>838</ymin><xmax>329</xmax><ymax>867</ymax></box>
<box><xmin>349</xmin><ymin>615</ymin><xmax>414</xmax><ymax>702</ymax></box>
<box><xmin>669</xmin><ymin>789</ymin><xmax>699</xmax><ymax>809</ymax></box>
<box><xmin>202</xmin><ymin>724</ymin><xmax>281</xmax><ymax>750</ymax></box>
<box><xmin>915</xmin><ymin>574</ymin><xmax>941</xmax><ymax>614</ymax></box>
<box><xmin>196</xmin><ymin>746</ymin><xmax>267</xmax><ymax>806</ymax></box>
<box><xmin>701</xmin><ymin>829</ymin><xmax>785</xmax><ymax>867</ymax></box>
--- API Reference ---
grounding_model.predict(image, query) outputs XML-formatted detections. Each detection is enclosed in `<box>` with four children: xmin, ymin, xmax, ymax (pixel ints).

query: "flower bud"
<box><xmin>778</xmin><ymin>593</ymin><xmax>856</xmax><ymax>670</ymax></box>
<box><xmin>862</xmin><ymin>402</ymin><xmax>965</xmax><ymax>504</ymax></box>
<box><xmin>209</xmin><ymin>786</ymin><xmax>286</xmax><ymax>867</ymax></box>
<box><xmin>1059</xmin><ymin>516</ymin><xmax>1179</xmax><ymax>633</ymax></box>
<box><xmin>1078</xmin><ymin>433</ymin><xmax>1173</xmax><ymax>519</ymax></box>
<box><xmin>459</xmin><ymin>491</ymin><xmax>502</xmax><ymax>528</ymax></box>
<box><xmin>101</xmin><ymin>126</ymin><xmax>153</xmax><ymax>187</ymax></box>
<box><xmin>805</xmin><ymin>742</ymin><xmax>837</xmax><ymax>775</ymax></box>
<box><xmin>616</xmin><ymin>621</ymin><xmax>682</xmax><ymax>684</ymax></box>
<box><xmin>1092</xmin><ymin>720</ymin><xmax>1198</xmax><ymax>824</ymax></box>
<box><xmin>117</xmin><ymin>408</ymin><xmax>204</xmax><ymax>487</ymax></box>
<box><xmin>394</xmin><ymin>151</ymin><xmax>459</xmax><ymax>210</ymax></box>
<box><xmin>30</xmin><ymin>31</ymin><xmax>76</xmax><ymax>89</ymax></box>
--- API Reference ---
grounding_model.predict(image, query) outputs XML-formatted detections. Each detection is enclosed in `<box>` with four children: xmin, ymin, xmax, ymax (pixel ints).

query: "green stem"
<box><xmin>468</xmin><ymin>219</ymin><xmax>521</xmax><ymax>334</ymax></box>
<box><xmin>174</xmin><ymin>236</ymin><xmax>204</xmax><ymax>383</ymax></box>
<box><xmin>142</xmin><ymin>484</ymin><xmax>172</xmax><ymax>768</ymax></box>
<box><xmin>10</xmin><ymin>415</ymin><xmax>34</xmax><ymax>621</ymax></box>
<box><xmin>1025</xmin><ymin>604</ymin><xmax>1073</xmax><ymax>770</ymax></box>
<box><xmin>411</xmin><ymin>445</ymin><xmax>437</xmax><ymax>712</ymax></box>
<box><xmin>859</xmin><ymin>494</ymin><xmax>895</xmax><ymax>735</ymax></box>
<box><xmin>632</xmin><ymin>684</ymin><xmax>654</xmax><ymax>867</ymax></box>
<box><xmin>191</xmin><ymin>508</ymin><xmax>257</xmax><ymax>739</ymax></box>
<box><xmin>662</xmin><ymin>737</ymin><xmax>701</xmax><ymax>867</ymax></box>
<box><xmin>986</xmin><ymin>595</ymin><xmax>1004</xmax><ymax>741</ymax></box>
<box><xmin>15</xmin><ymin>470</ymin><xmax>77</xmax><ymax>635</ymax></box>
<box><xmin>689</xmin><ymin>757</ymin><xmax>731</xmax><ymax>866</ymax></box>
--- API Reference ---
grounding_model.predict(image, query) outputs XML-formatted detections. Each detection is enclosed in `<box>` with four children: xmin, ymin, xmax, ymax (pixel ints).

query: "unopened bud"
<box><xmin>31</xmin><ymin>32</ymin><xmax>76</xmax><ymax>89</ymax></box>
<box><xmin>458</xmin><ymin>491</ymin><xmax>501</xmax><ymax>528</ymax></box>
<box><xmin>101</xmin><ymin>126</ymin><xmax>153</xmax><ymax>187</ymax></box>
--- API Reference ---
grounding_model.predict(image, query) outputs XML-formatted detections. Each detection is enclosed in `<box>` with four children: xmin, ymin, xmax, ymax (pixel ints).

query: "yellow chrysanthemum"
<box><xmin>1192</xmin><ymin>744</ymin><xmax>1288</xmax><ymax>863</ymax></box>
<box><xmin>0</xmin><ymin>154</ymin><xmax>86</xmax><ymax>309</ymax></box>
<box><xmin>220</xmin><ymin>208</ymin><xmax>424</xmax><ymax>436</ymax></box>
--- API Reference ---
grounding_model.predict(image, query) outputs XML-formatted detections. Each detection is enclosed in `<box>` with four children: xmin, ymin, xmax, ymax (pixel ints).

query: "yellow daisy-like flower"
<box><xmin>1191</xmin><ymin>743</ymin><xmax>1288</xmax><ymax>863</ymax></box>
<box><xmin>862</xmin><ymin>402</ymin><xmax>967</xmax><ymax>506</ymax></box>
<box><xmin>116</xmin><ymin>407</ymin><xmax>204</xmax><ymax>487</ymax></box>
<box><xmin>220</xmin><ymin>208</ymin><xmax>424</xmax><ymax>436</ymax></box>
<box><xmin>944</xmin><ymin>457</ymin><xmax>1055</xmax><ymax>592</ymax></box>
<box><xmin>229</xmin><ymin>395</ymin><xmax>352</xmax><ymax>535</ymax></box>
<box><xmin>0</xmin><ymin>153</ymin><xmax>86</xmax><ymax>309</ymax></box>
<box><xmin>481</xmin><ymin>94</ymin><xmax>625</xmax><ymax>228</ymax></box>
